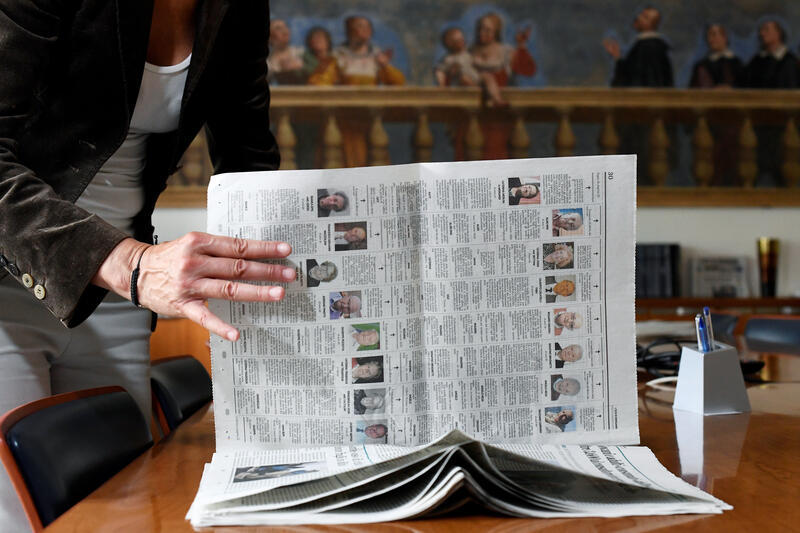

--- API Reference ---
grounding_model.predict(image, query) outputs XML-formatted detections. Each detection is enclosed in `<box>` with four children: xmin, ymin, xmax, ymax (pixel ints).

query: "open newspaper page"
<box><xmin>206</xmin><ymin>156</ymin><xmax>638</xmax><ymax>449</ymax></box>
<box><xmin>187</xmin><ymin>430</ymin><xmax>729</xmax><ymax>526</ymax></box>
<box><xmin>190</xmin><ymin>156</ymin><xmax>732</xmax><ymax>525</ymax></box>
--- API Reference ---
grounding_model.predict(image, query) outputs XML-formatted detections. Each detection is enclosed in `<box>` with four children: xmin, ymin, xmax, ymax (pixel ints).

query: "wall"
<box><xmin>270</xmin><ymin>0</ymin><xmax>800</xmax><ymax>87</ymax></box>
<box><xmin>638</xmin><ymin>207</ymin><xmax>800</xmax><ymax>297</ymax></box>
<box><xmin>153</xmin><ymin>1</ymin><xmax>800</xmax><ymax>296</ymax></box>
<box><xmin>152</xmin><ymin>206</ymin><xmax>800</xmax><ymax>298</ymax></box>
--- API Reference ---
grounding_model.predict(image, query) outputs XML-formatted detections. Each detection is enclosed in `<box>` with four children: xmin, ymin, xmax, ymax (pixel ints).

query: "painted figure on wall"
<box><xmin>742</xmin><ymin>20</ymin><xmax>800</xmax><ymax>88</ymax></box>
<box><xmin>448</xmin><ymin>11</ymin><xmax>536</xmax><ymax>159</ymax></box>
<box><xmin>743</xmin><ymin>19</ymin><xmax>799</xmax><ymax>184</ymax></box>
<box><xmin>435</xmin><ymin>28</ymin><xmax>481</xmax><ymax>87</ymax></box>
<box><xmin>689</xmin><ymin>24</ymin><xmax>744</xmax><ymax>184</ymax></box>
<box><xmin>603</xmin><ymin>7</ymin><xmax>673</xmax><ymax>87</ymax></box>
<box><xmin>603</xmin><ymin>7</ymin><xmax>675</xmax><ymax>183</ymax></box>
<box><xmin>333</xmin><ymin>16</ymin><xmax>405</xmax><ymax>86</ymax></box>
<box><xmin>470</xmin><ymin>12</ymin><xmax>536</xmax><ymax>107</ymax></box>
<box><xmin>435</xmin><ymin>26</ymin><xmax>509</xmax><ymax>108</ymax></box>
<box><xmin>267</xmin><ymin>19</ymin><xmax>305</xmax><ymax>85</ymax></box>
<box><xmin>689</xmin><ymin>24</ymin><xmax>743</xmax><ymax>88</ymax></box>
<box><xmin>333</xmin><ymin>15</ymin><xmax>405</xmax><ymax>167</ymax></box>
<box><xmin>304</xmin><ymin>26</ymin><xmax>340</xmax><ymax>85</ymax></box>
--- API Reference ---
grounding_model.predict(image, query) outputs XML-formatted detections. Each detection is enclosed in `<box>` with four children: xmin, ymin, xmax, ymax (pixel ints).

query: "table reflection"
<box><xmin>673</xmin><ymin>409</ymin><xmax>750</xmax><ymax>491</ymax></box>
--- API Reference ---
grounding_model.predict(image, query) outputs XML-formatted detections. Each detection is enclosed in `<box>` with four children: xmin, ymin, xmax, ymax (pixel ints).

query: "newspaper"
<box><xmin>188</xmin><ymin>156</ymin><xmax>730</xmax><ymax>525</ymax></box>
<box><xmin>186</xmin><ymin>430</ymin><xmax>730</xmax><ymax>525</ymax></box>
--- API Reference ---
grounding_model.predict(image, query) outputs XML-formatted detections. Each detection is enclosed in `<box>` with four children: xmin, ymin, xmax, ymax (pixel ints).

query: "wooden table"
<box><xmin>46</xmin><ymin>357</ymin><xmax>800</xmax><ymax>532</ymax></box>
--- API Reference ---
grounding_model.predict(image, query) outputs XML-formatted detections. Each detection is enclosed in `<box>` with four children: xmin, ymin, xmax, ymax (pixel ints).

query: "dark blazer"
<box><xmin>554</xmin><ymin>342</ymin><xmax>564</xmax><ymax>368</ymax></box>
<box><xmin>611</xmin><ymin>36</ymin><xmax>674</xmax><ymax>87</ymax></box>
<box><xmin>0</xmin><ymin>0</ymin><xmax>279</xmax><ymax>327</ymax></box>
<box><xmin>743</xmin><ymin>50</ymin><xmax>800</xmax><ymax>89</ymax></box>
<box><xmin>689</xmin><ymin>55</ymin><xmax>743</xmax><ymax>88</ymax></box>
<box><xmin>305</xmin><ymin>260</ymin><xmax>321</xmax><ymax>287</ymax></box>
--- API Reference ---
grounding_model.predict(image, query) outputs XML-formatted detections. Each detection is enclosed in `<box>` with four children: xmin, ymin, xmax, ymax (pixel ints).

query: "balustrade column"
<box><xmin>275</xmin><ymin>111</ymin><xmax>297</xmax><ymax>170</ymax></box>
<box><xmin>323</xmin><ymin>113</ymin><xmax>344</xmax><ymax>169</ymax></box>
<box><xmin>509</xmin><ymin>114</ymin><xmax>530</xmax><ymax>159</ymax></box>
<box><xmin>554</xmin><ymin>109</ymin><xmax>575</xmax><ymax>157</ymax></box>
<box><xmin>738</xmin><ymin>116</ymin><xmax>758</xmax><ymax>187</ymax></box>
<box><xmin>692</xmin><ymin>113</ymin><xmax>714</xmax><ymax>187</ymax></box>
<box><xmin>368</xmin><ymin>112</ymin><xmax>390</xmax><ymax>166</ymax></box>
<box><xmin>413</xmin><ymin>111</ymin><xmax>434</xmax><ymax>163</ymax></box>
<box><xmin>782</xmin><ymin>117</ymin><xmax>800</xmax><ymax>187</ymax></box>
<box><xmin>598</xmin><ymin>112</ymin><xmax>619</xmax><ymax>155</ymax></box>
<box><xmin>177</xmin><ymin>134</ymin><xmax>210</xmax><ymax>186</ymax></box>
<box><xmin>648</xmin><ymin>116</ymin><xmax>670</xmax><ymax>186</ymax></box>
<box><xmin>465</xmin><ymin>113</ymin><xmax>484</xmax><ymax>161</ymax></box>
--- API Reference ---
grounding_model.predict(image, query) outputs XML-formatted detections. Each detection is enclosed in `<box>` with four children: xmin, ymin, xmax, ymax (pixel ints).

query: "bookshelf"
<box><xmin>636</xmin><ymin>297</ymin><xmax>800</xmax><ymax>321</ymax></box>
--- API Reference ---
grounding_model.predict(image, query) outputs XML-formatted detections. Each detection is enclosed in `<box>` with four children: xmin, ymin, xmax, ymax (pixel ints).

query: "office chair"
<box><xmin>0</xmin><ymin>387</ymin><xmax>153</xmax><ymax>531</ymax></box>
<box><xmin>743</xmin><ymin>315</ymin><xmax>800</xmax><ymax>355</ymax></box>
<box><xmin>150</xmin><ymin>355</ymin><xmax>212</xmax><ymax>435</ymax></box>
<box><xmin>710</xmin><ymin>312</ymin><xmax>739</xmax><ymax>345</ymax></box>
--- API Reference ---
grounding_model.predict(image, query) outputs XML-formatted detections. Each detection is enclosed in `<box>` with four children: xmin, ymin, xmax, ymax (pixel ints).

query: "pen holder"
<box><xmin>672</xmin><ymin>342</ymin><xmax>751</xmax><ymax>416</ymax></box>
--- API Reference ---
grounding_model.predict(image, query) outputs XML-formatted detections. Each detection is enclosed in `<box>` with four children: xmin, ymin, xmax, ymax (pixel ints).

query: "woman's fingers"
<box><xmin>188</xmin><ymin>233</ymin><xmax>292</xmax><ymax>259</ymax></box>
<box><xmin>182</xmin><ymin>301</ymin><xmax>240</xmax><ymax>341</ymax></box>
<box><xmin>195</xmin><ymin>257</ymin><xmax>297</xmax><ymax>282</ymax></box>
<box><xmin>195</xmin><ymin>279</ymin><xmax>286</xmax><ymax>302</ymax></box>
<box><xmin>133</xmin><ymin>233</ymin><xmax>295</xmax><ymax>340</ymax></box>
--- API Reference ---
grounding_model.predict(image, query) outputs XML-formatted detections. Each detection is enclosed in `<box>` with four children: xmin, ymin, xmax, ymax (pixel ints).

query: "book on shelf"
<box><xmin>187</xmin><ymin>156</ymin><xmax>729</xmax><ymax>526</ymax></box>
<box><xmin>690</xmin><ymin>256</ymin><xmax>750</xmax><ymax>298</ymax></box>
<box><xmin>635</xmin><ymin>243</ymin><xmax>681</xmax><ymax>298</ymax></box>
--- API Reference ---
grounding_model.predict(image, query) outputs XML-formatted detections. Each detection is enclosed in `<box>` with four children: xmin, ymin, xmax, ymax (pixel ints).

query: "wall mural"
<box><xmin>267</xmin><ymin>1</ymin><xmax>800</xmax><ymax>88</ymax></box>
<box><xmin>167</xmin><ymin>1</ymin><xmax>800</xmax><ymax>190</ymax></box>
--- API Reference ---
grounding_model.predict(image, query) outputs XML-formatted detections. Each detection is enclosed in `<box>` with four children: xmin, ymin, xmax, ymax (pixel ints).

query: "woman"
<box><xmin>352</xmin><ymin>356</ymin><xmax>384</xmax><ymax>384</ymax></box>
<box><xmin>543</xmin><ymin>244</ymin><xmax>574</xmax><ymax>269</ymax></box>
<box><xmin>353</xmin><ymin>389</ymin><xmax>386</xmax><ymax>415</ymax></box>
<box><xmin>508</xmin><ymin>178</ymin><xmax>540</xmax><ymax>206</ymax></box>
<box><xmin>0</xmin><ymin>2</ymin><xmax>292</xmax><ymax>528</ymax></box>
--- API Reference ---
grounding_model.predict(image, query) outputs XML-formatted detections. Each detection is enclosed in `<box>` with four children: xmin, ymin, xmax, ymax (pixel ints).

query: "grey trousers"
<box><xmin>0</xmin><ymin>276</ymin><xmax>152</xmax><ymax>532</ymax></box>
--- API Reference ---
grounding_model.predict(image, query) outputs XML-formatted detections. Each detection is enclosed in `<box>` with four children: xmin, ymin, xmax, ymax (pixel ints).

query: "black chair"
<box><xmin>0</xmin><ymin>387</ymin><xmax>152</xmax><ymax>531</ymax></box>
<box><xmin>743</xmin><ymin>316</ymin><xmax>800</xmax><ymax>355</ymax></box>
<box><xmin>710</xmin><ymin>312</ymin><xmax>739</xmax><ymax>345</ymax></box>
<box><xmin>150</xmin><ymin>355</ymin><xmax>212</xmax><ymax>434</ymax></box>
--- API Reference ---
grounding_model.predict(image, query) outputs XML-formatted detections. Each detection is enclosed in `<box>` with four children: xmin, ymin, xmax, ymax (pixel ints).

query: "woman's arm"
<box><xmin>204</xmin><ymin>0</ymin><xmax>280</xmax><ymax>173</ymax></box>
<box><xmin>2</xmin><ymin>0</ymin><xmax>295</xmax><ymax>337</ymax></box>
<box><xmin>0</xmin><ymin>0</ymin><xmax>132</xmax><ymax>326</ymax></box>
<box><xmin>92</xmin><ymin>234</ymin><xmax>295</xmax><ymax>341</ymax></box>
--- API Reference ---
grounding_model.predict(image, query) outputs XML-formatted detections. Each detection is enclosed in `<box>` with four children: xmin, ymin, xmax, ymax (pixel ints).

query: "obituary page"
<box><xmin>207</xmin><ymin>156</ymin><xmax>637</xmax><ymax>450</ymax></box>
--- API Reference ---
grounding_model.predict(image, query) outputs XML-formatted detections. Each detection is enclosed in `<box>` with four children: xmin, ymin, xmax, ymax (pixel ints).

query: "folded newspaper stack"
<box><xmin>190</xmin><ymin>156</ymin><xmax>731</xmax><ymax>526</ymax></box>
<box><xmin>187</xmin><ymin>430</ymin><xmax>728</xmax><ymax>526</ymax></box>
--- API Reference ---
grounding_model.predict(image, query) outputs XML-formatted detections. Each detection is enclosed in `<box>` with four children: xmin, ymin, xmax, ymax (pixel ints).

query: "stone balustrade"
<box><xmin>159</xmin><ymin>87</ymin><xmax>800</xmax><ymax>207</ymax></box>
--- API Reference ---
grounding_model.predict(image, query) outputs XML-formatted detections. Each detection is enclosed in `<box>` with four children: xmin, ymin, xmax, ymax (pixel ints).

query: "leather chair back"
<box><xmin>744</xmin><ymin>316</ymin><xmax>800</xmax><ymax>355</ymax></box>
<box><xmin>0</xmin><ymin>387</ymin><xmax>152</xmax><ymax>531</ymax></box>
<box><xmin>151</xmin><ymin>355</ymin><xmax>212</xmax><ymax>432</ymax></box>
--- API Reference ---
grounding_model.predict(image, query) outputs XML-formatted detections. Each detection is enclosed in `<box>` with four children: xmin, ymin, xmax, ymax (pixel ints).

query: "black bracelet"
<box><xmin>130</xmin><ymin>246</ymin><xmax>149</xmax><ymax>308</ymax></box>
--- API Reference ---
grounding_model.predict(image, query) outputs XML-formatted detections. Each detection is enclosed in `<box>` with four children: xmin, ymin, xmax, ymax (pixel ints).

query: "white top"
<box><xmin>76</xmin><ymin>54</ymin><xmax>191</xmax><ymax>235</ymax></box>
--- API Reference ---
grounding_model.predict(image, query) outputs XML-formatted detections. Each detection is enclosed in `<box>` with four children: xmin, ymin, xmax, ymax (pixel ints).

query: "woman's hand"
<box><xmin>91</xmin><ymin>233</ymin><xmax>296</xmax><ymax>341</ymax></box>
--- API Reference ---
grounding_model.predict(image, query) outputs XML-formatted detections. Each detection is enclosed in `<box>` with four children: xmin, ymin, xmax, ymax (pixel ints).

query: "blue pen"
<box><xmin>703</xmin><ymin>306</ymin><xmax>715</xmax><ymax>351</ymax></box>
<box><xmin>697</xmin><ymin>314</ymin><xmax>711</xmax><ymax>353</ymax></box>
